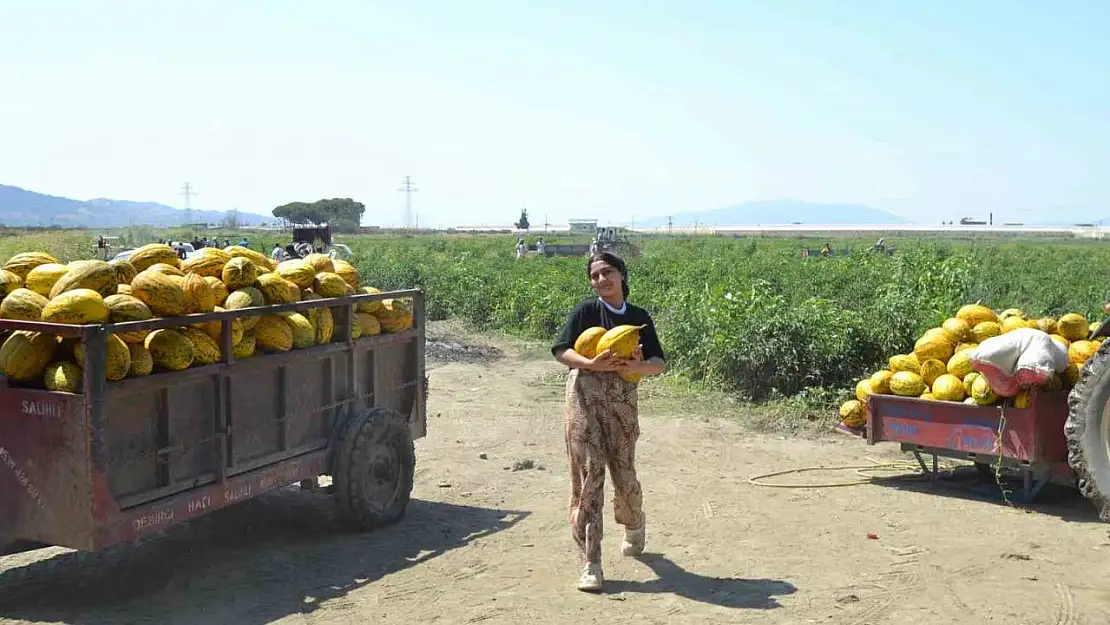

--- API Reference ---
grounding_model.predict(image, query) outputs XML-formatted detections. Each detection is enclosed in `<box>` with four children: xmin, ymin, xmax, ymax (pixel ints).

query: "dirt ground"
<box><xmin>1</xmin><ymin>321</ymin><xmax>1110</xmax><ymax>624</ymax></box>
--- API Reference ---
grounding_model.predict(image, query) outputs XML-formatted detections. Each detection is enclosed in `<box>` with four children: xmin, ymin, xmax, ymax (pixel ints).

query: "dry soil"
<box><xmin>1</xmin><ymin>322</ymin><xmax>1109</xmax><ymax>624</ymax></box>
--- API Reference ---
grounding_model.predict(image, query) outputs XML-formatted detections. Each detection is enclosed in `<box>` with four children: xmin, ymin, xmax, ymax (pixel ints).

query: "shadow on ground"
<box><xmin>605</xmin><ymin>553</ymin><xmax>797</xmax><ymax>609</ymax></box>
<box><xmin>867</xmin><ymin>466</ymin><xmax>1103</xmax><ymax>524</ymax></box>
<box><xmin>0</xmin><ymin>489</ymin><xmax>529</xmax><ymax>625</ymax></box>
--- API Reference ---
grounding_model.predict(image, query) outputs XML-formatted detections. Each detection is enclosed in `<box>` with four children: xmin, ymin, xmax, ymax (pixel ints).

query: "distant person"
<box><xmin>516</xmin><ymin>238</ymin><xmax>526</xmax><ymax>260</ymax></box>
<box><xmin>821</xmin><ymin>243</ymin><xmax>831</xmax><ymax>257</ymax></box>
<box><xmin>536</xmin><ymin>237</ymin><xmax>547</xmax><ymax>257</ymax></box>
<box><xmin>271</xmin><ymin>243</ymin><xmax>285</xmax><ymax>262</ymax></box>
<box><xmin>238</xmin><ymin>239</ymin><xmax>249</xmax><ymax>248</ymax></box>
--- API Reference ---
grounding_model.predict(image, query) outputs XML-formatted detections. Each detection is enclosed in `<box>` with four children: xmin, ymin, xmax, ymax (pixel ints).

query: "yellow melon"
<box><xmin>314</xmin><ymin>306</ymin><xmax>334</xmax><ymax>344</ymax></box>
<box><xmin>103</xmin><ymin>294</ymin><xmax>153</xmax><ymax>343</ymax></box>
<box><xmin>276</xmin><ymin>260</ymin><xmax>317</xmax><ymax>290</ymax></box>
<box><xmin>954</xmin><ymin>341</ymin><xmax>978</xmax><ymax>355</ymax></box>
<box><xmin>956</xmin><ymin>304</ymin><xmax>998</xmax><ymax>327</ymax></box>
<box><xmin>75</xmin><ymin>334</ymin><xmax>131</xmax><ymax>382</ymax></box>
<box><xmin>303</xmin><ymin>253</ymin><xmax>335</xmax><ymax>274</ymax></box>
<box><xmin>998</xmin><ymin>308</ymin><xmax>1024</xmax><ymax>321</ymax></box>
<box><xmin>146</xmin><ymin>262</ymin><xmax>184</xmax><ymax>277</ymax></box>
<box><xmin>43</xmin><ymin>361</ymin><xmax>83</xmax><ymax>393</ymax></box>
<box><xmin>204</xmin><ymin>276</ymin><xmax>228</xmax><ymax>305</ymax></box>
<box><xmin>888</xmin><ymin>353</ymin><xmax>920</xmax><ymax>374</ymax></box>
<box><xmin>332</xmin><ymin>259</ymin><xmax>360</xmax><ymax>289</ymax></box>
<box><xmin>574</xmin><ymin>327</ymin><xmax>608</xmax><ymax>359</ymax></box>
<box><xmin>970</xmin><ymin>376</ymin><xmax>997</xmax><ymax>405</ymax></box>
<box><xmin>3</xmin><ymin>252</ymin><xmax>59</xmax><ymax>280</ymax></box>
<box><xmin>221</xmin><ymin>257</ymin><xmax>258</xmax><ymax>291</ymax></box>
<box><xmin>233</xmin><ymin>333</ymin><xmax>256</xmax><ymax>359</ymax></box>
<box><xmin>313</xmin><ymin>272</ymin><xmax>352</xmax><ymax>298</ymax></box>
<box><xmin>931</xmin><ymin>374</ymin><xmax>966</xmax><ymax>402</ymax></box>
<box><xmin>839</xmin><ymin>399</ymin><xmax>866</xmax><ymax>428</ymax></box>
<box><xmin>223</xmin><ymin>289</ymin><xmax>260</xmax><ymax>331</ymax></box>
<box><xmin>1001</xmin><ymin>316</ymin><xmax>1030</xmax><ymax>334</ymax></box>
<box><xmin>128</xmin><ymin>244</ymin><xmax>181</xmax><ymax>272</ymax></box>
<box><xmin>283</xmin><ymin>313</ymin><xmax>315</xmax><ymax>349</ymax></box>
<box><xmin>963</xmin><ymin>372</ymin><xmax>981</xmax><ymax>396</ymax></box>
<box><xmin>108</xmin><ymin>259</ymin><xmax>138</xmax><ymax>286</ymax></box>
<box><xmin>1050</xmin><ymin>334</ymin><xmax>1070</xmax><ymax>348</ymax></box>
<box><xmin>24</xmin><ymin>263</ymin><xmax>69</xmax><ymax>297</ymax></box>
<box><xmin>181</xmin><ymin>248</ymin><xmax>231</xmax><ymax>277</ymax></box>
<box><xmin>355</xmin><ymin>312</ymin><xmax>381</xmax><ymax>337</ymax></box>
<box><xmin>0</xmin><ymin>331</ymin><xmax>57</xmax><ymax>382</ymax></box>
<box><xmin>180</xmin><ymin>327</ymin><xmax>222</xmax><ymax>366</ymax></box>
<box><xmin>1057</xmin><ymin>313</ymin><xmax>1090</xmax><ymax>341</ymax></box>
<box><xmin>855</xmin><ymin>379</ymin><xmax>874</xmax><ymax>403</ymax></box>
<box><xmin>49</xmin><ymin>260</ymin><xmax>117</xmax><ymax>298</ymax></box>
<box><xmin>1068</xmin><ymin>340</ymin><xmax>1099</xmax><ymax>366</ymax></box>
<box><xmin>376</xmin><ymin>298</ymin><xmax>414</xmax><ymax>333</ymax></box>
<box><xmin>1014</xmin><ymin>389</ymin><xmax>1032</xmax><ymax>409</ymax></box>
<box><xmin>971</xmin><ymin>321</ymin><xmax>1002</xmax><ymax>343</ymax></box>
<box><xmin>914</xmin><ymin>335</ymin><xmax>954</xmax><ymax>364</ymax></box>
<box><xmin>941</xmin><ymin>317</ymin><xmax>971</xmax><ymax>343</ymax></box>
<box><xmin>130</xmin><ymin>270</ymin><xmax>187</xmax><ymax>317</ymax></box>
<box><xmin>182</xmin><ymin>273</ymin><xmax>216</xmax><ymax>314</ymax></box>
<box><xmin>946</xmin><ymin>349</ymin><xmax>974</xmax><ymax>379</ymax></box>
<box><xmin>869</xmin><ymin>370</ymin><xmax>893</xmax><ymax>394</ymax></box>
<box><xmin>0</xmin><ymin>288</ymin><xmax>48</xmax><ymax>321</ymax></box>
<box><xmin>254</xmin><ymin>315</ymin><xmax>293</xmax><ymax>352</ymax></box>
<box><xmin>1035</xmin><ymin>317</ymin><xmax>1057</xmax><ymax>334</ymax></box>
<box><xmin>919</xmin><ymin>359</ymin><xmax>947</xmax><ymax>386</ymax></box>
<box><xmin>890</xmin><ymin>371</ymin><xmax>927</xmax><ymax>397</ymax></box>
<box><xmin>128</xmin><ymin>342</ymin><xmax>153</xmax><ymax>377</ymax></box>
<box><xmin>255</xmin><ymin>273</ymin><xmax>300</xmax><ymax>306</ymax></box>
<box><xmin>356</xmin><ymin>287</ymin><xmax>383</xmax><ymax>314</ymax></box>
<box><xmin>223</xmin><ymin>245</ymin><xmax>272</xmax><ymax>271</ymax></box>
<box><xmin>41</xmin><ymin>289</ymin><xmax>110</xmax><ymax>325</ymax></box>
<box><xmin>144</xmin><ymin>329</ymin><xmax>195</xmax><ymax>371</ymax></box>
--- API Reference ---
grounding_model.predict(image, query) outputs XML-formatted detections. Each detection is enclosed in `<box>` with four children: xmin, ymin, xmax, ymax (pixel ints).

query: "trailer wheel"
<box><xmin>334</xmin><ymin>407</ymin><xmax>415</xmax><ymax>530</ymax></box>
<box><xmin>1065</xmin><ymin>344</ymin><xmax>1110</xmax><ymax>521</ymax></box>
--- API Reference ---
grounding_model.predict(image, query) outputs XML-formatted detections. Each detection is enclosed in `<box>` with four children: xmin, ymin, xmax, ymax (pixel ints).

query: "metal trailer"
<box><xmin>865</xmin><ymin>387</ymin><xmax>1073</xmax><ymax>503</ymax></box>
<box><xmin>0</xmin><ymin>289</ymin><xmax>427</xmax><ymax>555</ymax></box>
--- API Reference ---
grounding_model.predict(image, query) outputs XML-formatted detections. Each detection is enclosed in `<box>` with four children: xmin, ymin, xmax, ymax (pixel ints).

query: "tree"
<box><xmin>515</xmin><ymin>208</ymin><xmax>530</xmax><ymax>230</ymax></box>
<box><xmin>272</xmin><ymin>198</ymin><xmax>366</xmax><ymax>233</ymax></box>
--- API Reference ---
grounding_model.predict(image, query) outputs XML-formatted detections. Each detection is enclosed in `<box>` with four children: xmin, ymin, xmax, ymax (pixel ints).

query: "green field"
<box><xmin>5</xmin><ymin>229</ymin><xmax>1108</xmax><ymax>406</ymax></box>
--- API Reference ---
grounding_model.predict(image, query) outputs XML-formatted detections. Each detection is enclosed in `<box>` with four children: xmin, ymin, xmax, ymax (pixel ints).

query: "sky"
<box><xmin>1</xmin><ymin>1</ymin><xmax>1108</xmax><ymax>228</ymax></box>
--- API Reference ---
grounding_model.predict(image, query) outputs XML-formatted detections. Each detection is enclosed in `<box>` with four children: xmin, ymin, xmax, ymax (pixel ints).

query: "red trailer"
<box><xmin>0</xmin><ymin>289</ymin><xmax>427</xmax><ymax>555</ymax></box>
<box><xmin>865</xmin><ymin>388</ymin><xmax>1073</xmax><ymax>503</ymax></box>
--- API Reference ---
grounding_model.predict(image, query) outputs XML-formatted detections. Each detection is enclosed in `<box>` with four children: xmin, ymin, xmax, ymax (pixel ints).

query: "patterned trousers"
<box><xmin>564</xmin><ymin>369</ymin><xmax>645</xmax><ymax>564</ymax></box>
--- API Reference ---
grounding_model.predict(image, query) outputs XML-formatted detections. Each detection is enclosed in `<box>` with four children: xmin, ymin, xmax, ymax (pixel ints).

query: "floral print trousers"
<box><xmin>564</xmin><ymin>369</ymin><xmax>645</xmax><ymax>564</ymax></box>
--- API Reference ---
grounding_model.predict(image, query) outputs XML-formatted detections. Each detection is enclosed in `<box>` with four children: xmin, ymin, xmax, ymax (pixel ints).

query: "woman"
<box><xmin>551</xmin><ymin>252</ymin><xmax>666</xmax><ymax>592</ymax></box>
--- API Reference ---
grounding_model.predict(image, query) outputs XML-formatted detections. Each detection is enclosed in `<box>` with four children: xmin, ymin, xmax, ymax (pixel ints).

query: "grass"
<box><xmin>8</xmin><ymin>228</ymin><xmax>1108</xmax><ymax>424</ymax></box>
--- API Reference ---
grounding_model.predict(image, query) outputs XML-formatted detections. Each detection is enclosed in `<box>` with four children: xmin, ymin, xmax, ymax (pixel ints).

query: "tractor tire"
<box><xmin>1065</xmin><ymin>342</ymin><xmax>1110</xmax><ymax>521</ymax></box>
<box><xmin>333</xmin><ymin>407</ymin><xmax>416</xmax><ymax>530</ymax></box>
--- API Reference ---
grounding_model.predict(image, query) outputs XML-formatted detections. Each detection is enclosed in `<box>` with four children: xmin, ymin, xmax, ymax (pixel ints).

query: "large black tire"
<box><xmin>333</xmin><ymin>407</ymin><xmax>416</xmax><ymax>530</ymax></box>
<box><xmin>1065</xmin><ymin>342</ymin><xmax>1110</xmax><ymax>521</ymax></box>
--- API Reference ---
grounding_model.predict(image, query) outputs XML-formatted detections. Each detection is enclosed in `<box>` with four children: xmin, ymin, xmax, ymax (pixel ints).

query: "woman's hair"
<box><xmin>586</xmin><ymin>251</ymin><xmax>630</xmax><ymax>299</ymax></box>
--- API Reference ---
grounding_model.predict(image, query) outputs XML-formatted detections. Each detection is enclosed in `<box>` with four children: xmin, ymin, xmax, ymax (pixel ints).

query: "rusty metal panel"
<box><xmin>370</xmin><ymin>340</ymin><xmax>417</xmax><ymax>420</ymax></box>
<box><xmin>227</xmin><ymin>367</ymin><xmax>282</xmax><ymax>465</ymax></box>
<box><xmin>0</xmin><ymin>390</ymin><xmax>94</xmax><ymax>550</ymax></box>
<box><xmin>283</xmin><ymin>354</ymin><xmax>333</xmax><ymax>450</ymax></box>
<box><xmin>101</xmin><ymin>389</ymin><xmax>160</xmax><ymax>498</ymax></box>
<box><xmin>166</xmin><ymin>376</ymin><xmax>217</xmax><ymax>483</ymax></box>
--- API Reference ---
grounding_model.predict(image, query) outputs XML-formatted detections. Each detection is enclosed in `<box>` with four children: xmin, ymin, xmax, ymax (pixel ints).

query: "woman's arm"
<box><xmin>554</xmin><ymin>347</ymin><xmax>628</xmax><ymax>372</ymax></box>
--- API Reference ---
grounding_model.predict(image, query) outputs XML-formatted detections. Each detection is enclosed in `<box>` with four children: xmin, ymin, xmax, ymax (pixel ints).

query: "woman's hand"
<box><xmin>622</xmin><ymin>344</ymin><xmax>666</xmax><ymax>376</ymax></box>
<box><xmin>588</xmin><ymin>350</ymin><xmax>631</xmax><ymax>372</ymax></box>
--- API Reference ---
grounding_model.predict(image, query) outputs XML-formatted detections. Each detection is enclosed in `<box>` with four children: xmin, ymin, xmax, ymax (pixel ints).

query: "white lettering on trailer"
<box><xmin>223</xmin><ymin>483</ymin><xmax>252</xmax><ymax>503</ymax></box>
<box><xmin>20</xmin><ymin>400</ymin><xmax>60</xmax><ymax>418</ymax></box>
<box><xmin>0</xmin><ymin>446</ymin><xmax>47</xmax><ymax>509</ymax></box>
<box><xmin>131</xmin><ymin>507</ymin><xmax>174</xmax><ymax>532</ymax></box>
<box><xmin>187</xmin><ymin>495</ymin><xmax>211</xmax><ymax>514</ymax></box>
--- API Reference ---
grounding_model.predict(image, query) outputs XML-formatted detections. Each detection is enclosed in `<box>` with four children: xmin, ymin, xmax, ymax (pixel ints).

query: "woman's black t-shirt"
<box><xmin>552</xmin><ymin>298</ymin><xmax>665</xmax><ymax>361</ymax></box>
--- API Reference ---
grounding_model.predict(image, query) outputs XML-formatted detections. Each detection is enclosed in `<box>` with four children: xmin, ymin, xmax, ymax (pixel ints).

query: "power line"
<box><xmin>178</xmin><ymin>182</ymin><xmax>198</xmax><ymax>227</ymax></box>
<box><xmin>397</xmin><ymin>176</ymin><xmax>418</xmax><ymax>229</ymax></box>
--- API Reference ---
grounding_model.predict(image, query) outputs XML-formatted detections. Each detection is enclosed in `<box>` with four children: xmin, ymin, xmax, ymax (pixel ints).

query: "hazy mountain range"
<box><xmin>0</xmin><ymin>184</ymin><xmax>270</xmax><ymax>228</ymax></box>
<box><xmin>636</xmin><ymin>199</ymin><xmax>911</xmax><ymax>227</ymax></box>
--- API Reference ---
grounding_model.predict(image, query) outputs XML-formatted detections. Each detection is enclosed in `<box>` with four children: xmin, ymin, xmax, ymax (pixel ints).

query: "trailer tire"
<box><xmin>1065</xmin><ymin>343</ymin><xmax>1110</xmax><ymax>521</ymax></box>
<box><xmin>334</xmin><ymin>407</ymin><xmax>415</xmax><ymax>530</ymax></box>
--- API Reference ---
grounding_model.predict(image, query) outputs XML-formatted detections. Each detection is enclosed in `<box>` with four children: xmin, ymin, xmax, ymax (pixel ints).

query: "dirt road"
<box><xmin>1</xmin><ymin>322</ymin><xmax>1109</xmax><ymax>624</ymax></box>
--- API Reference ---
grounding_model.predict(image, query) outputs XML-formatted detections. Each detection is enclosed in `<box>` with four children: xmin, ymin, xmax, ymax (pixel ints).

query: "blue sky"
<box><xmin>1</xmin><ymin>1</ymin><xmax>1107</xmax><ymax>227</ymax></box>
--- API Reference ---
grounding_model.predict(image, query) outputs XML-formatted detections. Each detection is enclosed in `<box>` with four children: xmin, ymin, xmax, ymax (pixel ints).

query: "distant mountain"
<box><xmin>637</xmin><ymin>199</ymin><xmax>911</xmax><ymax>227</ymax></box>
<box><xmin>0</xmin><ymin>184</ymin><xmax>270</xmax><ymax>228</ymax></box>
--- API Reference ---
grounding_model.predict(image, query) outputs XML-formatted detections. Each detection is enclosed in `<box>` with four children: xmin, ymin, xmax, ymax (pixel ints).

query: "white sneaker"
<box><xmin>621</xmin><ymin>521</ymin><xmax>645</xmax><ymax>556</ymax></box>
<box><xmin>576</xmin><ymin>562</ymin><xmax>603</xmax><ymax>592</ymax></box>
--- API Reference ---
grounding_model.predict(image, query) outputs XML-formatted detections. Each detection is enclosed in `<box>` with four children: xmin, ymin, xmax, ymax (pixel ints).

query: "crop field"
<box><xmin>5</xmin><ymin>228</ymin><xmax>1109</xmax><ymax>405</ymax></box>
